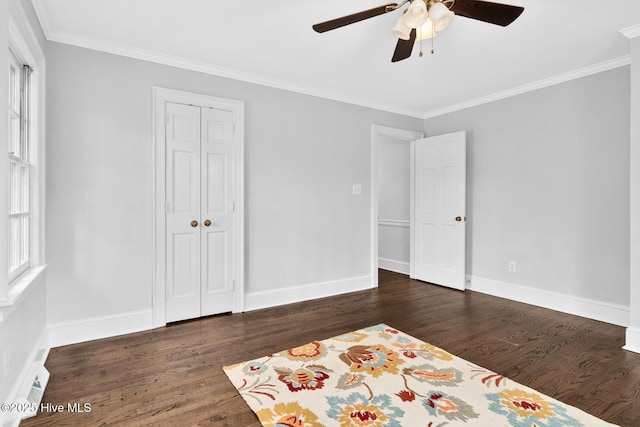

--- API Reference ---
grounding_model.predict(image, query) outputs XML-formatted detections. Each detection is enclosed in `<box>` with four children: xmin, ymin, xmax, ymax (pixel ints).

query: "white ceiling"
<box><xmin>31</xmin><ymin>0</ymin><xmax>639</xmax><ymax>118</ymax></box>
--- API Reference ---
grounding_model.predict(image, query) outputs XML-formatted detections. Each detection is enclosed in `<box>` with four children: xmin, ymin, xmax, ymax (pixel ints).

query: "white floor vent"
<box><xmin>25</xmin><ymin>367</ymin><xmax>49</xmax><ymax>411</ymax></box>
<box><xmin>1</xmin><ymin>356</ymin><xmax>50</xmax><ymax>427</ymax></box>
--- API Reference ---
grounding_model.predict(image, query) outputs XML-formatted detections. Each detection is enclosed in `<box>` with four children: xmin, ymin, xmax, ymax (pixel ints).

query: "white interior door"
<box><xmin>165</xmin><ymin>102</ymin><xmax>235</xmax><ymax>322</ymax></box>
<box><xmin>200</xmin><ymin>107</ymin><xmax>235</xmax><ymax>316</ymax></box>
<box><xmin>411</xmin><ymin>131</ymin><xmax>466</xmax><ymax>290</ymax></box>
<box><xmin>166</xmin><ymin>102</ymin><xmax>202</xmax><ymax>321</ymax></box>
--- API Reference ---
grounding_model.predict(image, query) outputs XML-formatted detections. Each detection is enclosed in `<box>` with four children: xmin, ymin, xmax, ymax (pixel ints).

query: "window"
<box><xmin>8</xmin><ymin>51</ymin><xmax>32</xmax><ymax>282</ymax></box>
<box><xmin>0</xmin><ymin>0</ymin><xmax>45</xmax><ymax>305</ymax></box>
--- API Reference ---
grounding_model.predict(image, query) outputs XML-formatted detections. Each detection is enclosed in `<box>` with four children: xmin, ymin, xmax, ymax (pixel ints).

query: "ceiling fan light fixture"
<box><xmin>417</xmin><ymin>18</ymin><xmax>437</xmax><ymax>40</ymax></box>
<box><xmin>311</xmin><ymin>0</ymin><xmax>525</xmax><ymax>63</ymax></box>
<box><xmin>428</xmin><ymin>1</ymin><xmax>454</xmax><ymax>31</ymax></box>
<box><xmin>391</xmin><ymin>13</ymin><xmax>413</xmax><ymax>40</ymax></box>
<box><xmin>403</xmin><ymin>0</ymin><xmax>428</xmax><ymax>28</ymax></box>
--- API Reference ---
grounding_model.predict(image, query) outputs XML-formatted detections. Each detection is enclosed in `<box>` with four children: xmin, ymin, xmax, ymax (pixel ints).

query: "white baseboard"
<box><xmin>1</xmin><ymin>330</ymin><xmax>50</xmax><ymax>427</ymax></box>
<box><xmin>467</xmin><ymin>275</ymin><xmax>630</xmax><ymax>327</ymax></box>
<box><xmin>244</xmin><ymin>275</ymin><xmax>374</xmax><ymax>312</ymax></box>
<box><xmin>49</xmin><ymin>309</ymin><xmax>153</xmax><ymax>347</ymax></box>
<box><xmin>623</xmin><ymin>327</ymin><xmax>640</xmax><ymax>353</ymax></box>
<box><xmin>378</xmin><ymin>258</ymin><xmax>410</xmax><ymax>275</ymax></box>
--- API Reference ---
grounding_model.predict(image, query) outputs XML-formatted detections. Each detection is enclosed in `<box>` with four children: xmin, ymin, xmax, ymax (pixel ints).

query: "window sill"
<box><xmin>0</xmin><ymin>265</ymin><xmax>47</xmax><ymax>323</ymax></box>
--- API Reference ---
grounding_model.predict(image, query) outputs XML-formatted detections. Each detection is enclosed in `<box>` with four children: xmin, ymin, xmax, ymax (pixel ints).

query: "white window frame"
<box><xmin>8</xmin><ymin>50</ymin><xmax>31</xmax><ymax>282</ymax></box>
<box><xmin>0</xmin><ymin>0</ymin><xmax>46</xmax><ymax>307</ymax></box>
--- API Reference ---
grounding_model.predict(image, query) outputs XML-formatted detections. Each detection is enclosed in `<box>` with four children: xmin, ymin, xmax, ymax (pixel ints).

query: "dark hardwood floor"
<box><xmin>22</xmin><ymin>270</ymin><xmax>640</xmax><ymax>426</ymax></box>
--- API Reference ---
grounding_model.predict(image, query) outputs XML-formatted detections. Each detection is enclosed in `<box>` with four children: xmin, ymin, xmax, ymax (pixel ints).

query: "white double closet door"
<box><xmin>165</xmin><ymin>101</ymin><xmax>235</xmax><ymax>322</ymax></box>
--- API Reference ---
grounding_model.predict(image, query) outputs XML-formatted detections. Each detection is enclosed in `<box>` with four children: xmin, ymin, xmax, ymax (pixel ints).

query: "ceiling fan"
<box><xmin>312</xmin><ymin>0</ymin><xmax>524</xmax><ymax>62</ymax></box>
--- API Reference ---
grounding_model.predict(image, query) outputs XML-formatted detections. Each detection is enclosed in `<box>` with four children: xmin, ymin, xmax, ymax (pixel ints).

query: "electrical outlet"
<box><xmin>352</xmin><ymin>184</ymin><xmax>362</xmax><ymax>195</ymax></box>
<box><xmin>508</xmin><ymin>261</ymin><xmax>517</xmax><ymax>273</ymax></box>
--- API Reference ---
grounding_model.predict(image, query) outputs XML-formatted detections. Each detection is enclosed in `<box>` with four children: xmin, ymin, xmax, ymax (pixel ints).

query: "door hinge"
<box><xmin>231</xmin><ymin>280</ymin><xmax>235</xmax><ymax>291</ymax></box>
<box><xmin>165</xmin><ymin>288</ymin><xmax>171</xmax><ymax>300</ymax></box>
<box><xmin>165</xmin><ymin>114</ymin><xmax>170</xmax><ymax>127</ymax></box>
<box><xmin>166</xmin><ymin>202</ymin><xmax>171</xmax><ymax>213</ymax></box>
<box><xmin>232</xmin><ymin>202</ymin><xmax>236</xmax><ymax>213</ymax></box>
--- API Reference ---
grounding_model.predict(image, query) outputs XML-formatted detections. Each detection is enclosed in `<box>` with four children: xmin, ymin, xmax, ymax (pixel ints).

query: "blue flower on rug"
<box><xmin>486</xmin><ymin>389</ymin><xmax>584</xmax><ymax>427</ymax></box>
<box><xmin>327</xmin><ymin>392</ymin><xmax>404</xmax><ymax>426</ymax></box>
<box><xmin>332</xmin><ymin>331</ymin><xmax>369</xmax><ymax>343</ymax></box>
<box><xmin>362</xmin><ymin>324</ymin><xmax>401</xmax><ymax>340</ymax></box>
<box><xmin>396</xmin><ymin>335</ymin><xmax>411</xmax><ymax>344</ymax></box>
<box><xmin>363</xmin><ymin>325</ymin><xmax>390</xmax><ymax>333</ymax></box>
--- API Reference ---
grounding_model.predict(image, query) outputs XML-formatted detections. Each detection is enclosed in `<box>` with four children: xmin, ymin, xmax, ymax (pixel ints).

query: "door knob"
<box><xmin>455</xmin><ymin>216</ymin><xmax>463</xmax><ymax>222</ymax></box>
<box><xmin>204</xmin><ymin>219</ymin><xmax>212</xmax><ymax>227</ymax></box>
<box><xmin>191</xmin><ymin>220</ymin><xmax>198</xmax><ymax>227</ymax></box>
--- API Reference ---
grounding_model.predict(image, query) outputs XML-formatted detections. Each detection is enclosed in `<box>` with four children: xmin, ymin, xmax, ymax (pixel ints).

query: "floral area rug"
<box><xmin>223</xmin><ymin>324</ymin><xmax>617</xmax><ymax>426</ymax></box>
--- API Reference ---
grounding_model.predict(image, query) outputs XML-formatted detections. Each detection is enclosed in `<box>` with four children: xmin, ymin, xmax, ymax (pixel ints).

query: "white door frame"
<box><xmin>152</xmin><ymin>87</ymin><xmax>245</xmax><ymax>328</ymax></box>
<box><xmin>371</xmin><ymin>125</ymin><xmax>424</xmax><ymax>286</ymax></box>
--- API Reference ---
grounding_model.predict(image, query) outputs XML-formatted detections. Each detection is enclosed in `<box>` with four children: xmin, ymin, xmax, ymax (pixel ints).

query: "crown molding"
<box><xmin>29</xmin><ymin>0</ymin><xmax>52</xmax><ymax>40</ymax></box>
<box><xmin>10</xmin><ymin>0</ymin><xmax>45</xmax><ymax>63</ymax></box>
<box><xmin>30</xmin><ymin>0</ymin><xmax>424</xmax><ymax>117</ymax></box>
<box><xmin>422</xmin><ymin>55</ymin><xmax>632</xmax><ymax>119</ymax></box>
<box><xmin>42</xmin><ymin>28</ymin><xmax>630</xmax><ymax>122</ymax></box>
<box><xmin>41</xmin><ymin>29</ymin><xmax>425</xmax><ymax>119</ymax></box>
<box><xmin>620</xmin><ymin>24</ymin><xmax>640</xmax><ymax>39</ymax></box>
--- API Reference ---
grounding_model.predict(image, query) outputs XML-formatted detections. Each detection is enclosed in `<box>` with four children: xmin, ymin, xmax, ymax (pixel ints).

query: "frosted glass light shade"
<box><xmin>417</xmin><ymin>18</ymin><xmax>437</xmax><ymax>40</ymax></box>
<box><xmin>391</xmin><ymin>13</ymin><xmax>412</xmax><ymax>40</ymax></box>
<box><xmin>403</xmin><ymin>0</ymin><xmax>428</xmax><ymax>28</ymax></box>
<box><xmin>429</xmin><ymin>1</ymin><xmax>454</xmax><ymax>31</ymax></box>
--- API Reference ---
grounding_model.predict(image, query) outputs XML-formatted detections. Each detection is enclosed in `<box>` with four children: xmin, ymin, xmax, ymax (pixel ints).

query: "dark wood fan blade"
<box><xmin>450</xmin><ymin>0</ymin><xmax>524</xmax><ymax>27</ymax></box>
<box><xmin>391</xmin><ymin>29</ymin><xmax>416</xmax><ymax>62</ymax></box>
<box><xmin>313</xmin><ymin>3</ymin><xmax>398</xmax><ymax>33</ymax></box>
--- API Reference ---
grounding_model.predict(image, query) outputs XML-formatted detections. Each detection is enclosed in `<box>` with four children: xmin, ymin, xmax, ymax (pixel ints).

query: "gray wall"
<box><xmin>43</xmin><ymin>33</ymin><xmax>632</xmax><ymax>339</ymax></box>
<box><xmin>45</xmin><ymin>42</ymin><xmax>423</xmax><ymax>330</ymax></box>
<box><xmin>425</xmin><ymin>66</ymin><xmax>631</xmax><ymax>307</ymax></box>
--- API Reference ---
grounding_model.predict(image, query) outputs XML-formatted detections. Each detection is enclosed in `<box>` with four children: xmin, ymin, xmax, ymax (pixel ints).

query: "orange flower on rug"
<box><xmin>223</xmin><ymin>324</ymin><xmax>618</xmax><ymax>426</ymax></box>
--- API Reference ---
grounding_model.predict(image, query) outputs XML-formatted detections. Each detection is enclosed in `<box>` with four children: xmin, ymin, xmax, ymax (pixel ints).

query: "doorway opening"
<box><xmin>371</xmin><ymin>126</ymin><xmax>467</xmax><ymax>290</ymax></box>
<box><xmin>371</xmin><ymin>125</ymin><xmax>423</xmax><ymax>286</ymax></box>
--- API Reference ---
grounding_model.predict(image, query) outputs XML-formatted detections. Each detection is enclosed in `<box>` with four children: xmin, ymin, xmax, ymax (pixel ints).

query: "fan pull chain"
<box><xmin>431</xmin><ymin>23</ymin><xmax>435</xmax><ymax>54</ymax></box>
<box><xmin>419</xmin><ymin>24</ymin><xmax>436</xmax><ymax>57</ymax></box>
